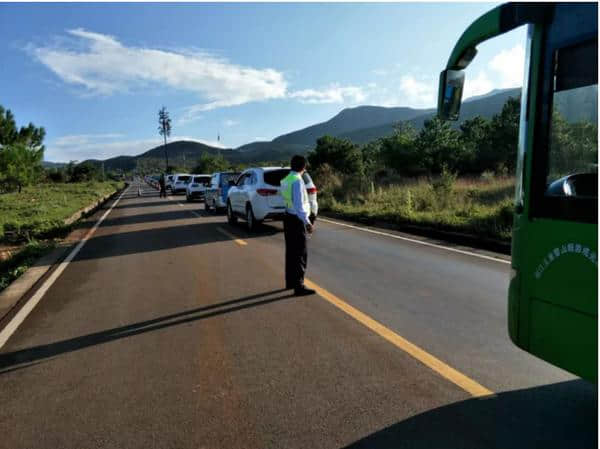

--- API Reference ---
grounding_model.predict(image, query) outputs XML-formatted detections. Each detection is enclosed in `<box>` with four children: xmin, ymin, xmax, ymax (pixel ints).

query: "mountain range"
<box><xmin>81</xmin><ymin>88</ymin><xmax>522</xmax><ymax>172</ymax></box>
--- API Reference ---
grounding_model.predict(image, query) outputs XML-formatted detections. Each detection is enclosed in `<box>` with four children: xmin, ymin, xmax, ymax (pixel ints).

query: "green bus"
<box><xmin>438</xmin><ymin>3</ymin><xmax>597</xmax><ymax>382</ymax></box>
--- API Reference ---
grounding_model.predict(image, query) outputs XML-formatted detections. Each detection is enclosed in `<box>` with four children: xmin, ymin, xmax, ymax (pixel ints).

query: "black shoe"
<box><xmin>294</xmin><ymin>286</ymin><xmax>316</xmax><ymax>296</ymax></box>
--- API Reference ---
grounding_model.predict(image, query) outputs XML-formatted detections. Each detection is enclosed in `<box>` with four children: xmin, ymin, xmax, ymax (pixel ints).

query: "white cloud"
<box><xmin>489</xmin><ymin>44</ymin><xmax>525</xmax><ymax>88</ymax></box>
<box><xmin>47</xmin><ymin>133</ymin><xmax>224</xmax><ymax>162</ymax></box>
<box><xmin>398</xmin><ymin>75</ymin><xmax>436</xmax><ymax>109</ymax></box>
<box><xmin>32</xmin><ymin>28</ymin><xmax>380</xmax><ymax>114</ymax></box>
<box><xmin>31</xmin><ymin>28</ymin><xmax>287</xmax><ymax>110</ymax></box>
<box><xmin>463</xmin><ymin>71</ymin><xmax>494</xmax><ymax>99</ymax></box>
<box><xmin>223</xmin><ymin>119</ymin><xmax>239</xmax><ymax>127</ymax></box>
<box><xmin>289</xmin><ymin>84</ymin><xmax>366</xmax><ymax>104</ymax></box>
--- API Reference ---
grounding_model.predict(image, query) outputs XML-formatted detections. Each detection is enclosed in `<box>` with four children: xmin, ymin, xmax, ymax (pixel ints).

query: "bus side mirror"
<box><xmin>437</xmin><ymin>69</ymin><xmax>465</xmax><ymax>121</ymax></box>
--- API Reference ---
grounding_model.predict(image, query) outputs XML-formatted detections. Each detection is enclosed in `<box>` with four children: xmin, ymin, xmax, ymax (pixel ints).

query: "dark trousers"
<box><xmin>283</xmin><ymin>212</ymin><xmax>307</xmax><ymax>289</ymax></box>
<box><xmin>159</xmin><ymin>186</ymin><xmax>167</xmax><ymax>198</ymax></box>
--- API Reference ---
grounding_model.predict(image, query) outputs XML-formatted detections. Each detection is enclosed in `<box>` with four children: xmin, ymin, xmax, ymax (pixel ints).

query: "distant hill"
<box><xmin>42</xmin><ymin>161</ymin><xmax>67</xmax><ymax>169</ymax></box>
<box><xmin>338</xmin><ymin>88</ymin><xmax>522</xmax><ymax>144</ymax></box>
<box><xmin>80</xmin><ymin>141</ymin><xmax>234</xmax><ymax>172</ymax></box>
<box><xmin>80</xmin><ymin>139</ymin><xmax>306</xmax><ymax>172</ymax></box>
<box><xmin>272</xmin><ymin>106</ymin><xmax>430</xmax><ymax>147</ymax></box>
<box><xmin>71</xmin><ymin>88</ymin><xmax>553</xmax><ymax>170</ymax></box>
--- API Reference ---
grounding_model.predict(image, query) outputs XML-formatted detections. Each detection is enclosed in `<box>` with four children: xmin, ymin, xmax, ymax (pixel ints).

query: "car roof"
<box><xmin>246</xmin><ymin>167</ymin><xmax>290</xmax><ymax>172</ymax></box>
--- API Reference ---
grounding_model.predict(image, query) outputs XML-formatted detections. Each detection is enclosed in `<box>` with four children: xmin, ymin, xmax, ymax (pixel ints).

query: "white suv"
<box><xmin>171</xmin><ymin>173</ymin><xmax>192</xmax><ymax>194</ymax></box>
<box><xmin>185</xmin><ymin>174</ymin><xmax>211</xmax><ymax>202</ymax></box>
<box><xmin>227</xmin><ymin>167</ymin><xmax>318</xmax><ymax>231</ymax></box>
<box><xmin>165</xmin><ymin>174</ymin><xmax>175</xmax><ymax>191</ymax></box>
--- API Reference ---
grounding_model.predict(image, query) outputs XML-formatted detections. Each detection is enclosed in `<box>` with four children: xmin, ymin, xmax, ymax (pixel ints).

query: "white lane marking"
<box><xmin>319</xmin><ymin>217</ymin><xmax>510</xmax><ymax>265</ymax></box>
<box><xmin>0</xmin><ymin>186</ymin><xmax>131</xmax><ymax>349</ymax></box>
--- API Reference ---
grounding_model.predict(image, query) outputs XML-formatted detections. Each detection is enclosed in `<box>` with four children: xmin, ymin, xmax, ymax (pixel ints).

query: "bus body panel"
<box><xmin>441</xmin><ymin>3</ymin><xmax>598</xmax><ymax>382</ymax></box>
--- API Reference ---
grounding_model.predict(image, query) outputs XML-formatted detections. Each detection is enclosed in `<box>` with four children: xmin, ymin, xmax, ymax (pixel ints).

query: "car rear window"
<box><xmin>178</xmin><ymin>176</ymin><xmax>191</xmax><ymax>182</ymax></box>
<box><xmin>221</xmin><ymin>173</ymin><xmax>241</xmax><ymax>185</ymax></box>
<box><xmin>263</xmin><ymin>169</ymin><xmax>290</xmax><ymax>186</ymax></box>
<box><xmin>194</xmin><ymin>176</ymin><xmax>211</xmax><ymax>185</ymax></box>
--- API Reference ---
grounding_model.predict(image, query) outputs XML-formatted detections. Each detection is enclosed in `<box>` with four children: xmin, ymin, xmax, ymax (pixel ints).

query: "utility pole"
<box><xmin>158</xmin><ymin>106</ymin><xmax>171</xmax><ymax>172</ymax></box>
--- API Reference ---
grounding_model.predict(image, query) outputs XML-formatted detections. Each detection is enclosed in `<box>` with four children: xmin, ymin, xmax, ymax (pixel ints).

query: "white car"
<box><xmin>227</xmin><ymin>167</ymin><xmax>318</xmax><ymax>231</ymax></box>
<box><xmin>171</xmin><ymin>173</ymin><xmax>192</xmax><ymax>194</ymax></box>
<box><xmin>165</xmin><ymin>174</ymin><xmax>175</xmax><ymax>191</ymax></box>
<box><xmin>186</xmin><ymin>174</ymin><xmax>212</xmax><ymax>202</ymax></box>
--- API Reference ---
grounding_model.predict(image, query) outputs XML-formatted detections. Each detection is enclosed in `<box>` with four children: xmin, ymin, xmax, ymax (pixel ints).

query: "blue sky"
<box><xmin>0</xmin><ymin>2</ymin><xmax>526</xmax><ymax>162</ymax></box>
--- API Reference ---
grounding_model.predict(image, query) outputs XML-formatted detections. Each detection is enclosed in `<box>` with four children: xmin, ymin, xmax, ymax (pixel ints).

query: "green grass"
<box><xmin>0</xmin><ymin>240</ymin><xmax>56</xmax><ymax>293</ymax></box>
<box><xmin>319</xmin><ymin>177</ymin><xmax>515</xmax><ymax>242</ymax></box>
<box><xmin>0</xmin><ymin>181</ymin><xmax>124</xmax><ymax>242</ymax></box>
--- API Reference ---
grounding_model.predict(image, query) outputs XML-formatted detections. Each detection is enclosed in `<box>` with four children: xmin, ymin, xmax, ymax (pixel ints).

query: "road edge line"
<box><xmin>0</xmin><ymin>185</ymin><xmax>131</xmax><ymax>350</ymax></box>
<box><xmin>304</xmin><ymin>278</ymin><xmax>495</xmax><ymax>398</ymax></box>
<box><xmin>319</xmin><ymin>218</ymin><xmax>510</xmax><ymax>265</ymax></box>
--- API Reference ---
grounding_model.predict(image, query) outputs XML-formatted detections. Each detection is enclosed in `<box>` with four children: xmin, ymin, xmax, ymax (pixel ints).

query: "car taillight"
<box><xmin>307</xmin><ymin>187</ymin><xmax>318</xmax><ymax>194</ymax></box>
<box><xmin>257</xmin><ymin>188</ymin><xmax>278</xmax><ymax>196</ymax></box>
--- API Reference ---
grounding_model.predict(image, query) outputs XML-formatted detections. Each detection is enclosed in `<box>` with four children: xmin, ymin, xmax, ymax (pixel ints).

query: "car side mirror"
<box><xmin>228</xmin><ymin>180</ymin><xmax>235</xmax><ymax>187</ymax></box>
<box><xmin>437</xmin><ymin>69</ymin><xmax>465</xmax><ymax>121</ymax></box>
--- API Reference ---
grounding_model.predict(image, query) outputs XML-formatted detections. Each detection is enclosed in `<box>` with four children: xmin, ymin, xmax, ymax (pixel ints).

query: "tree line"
<box><xmin>0</xmin><ymin>105</ymin><xmax>125</xmax><ymax>193</ymax></box>
<box><xmin>307</xmin><ymin>95</ymin><xmax>597</xmax><ymax>182</ymax></box>
<box><xmin>0</xmin><ymin>106</ymin><xmax>45</xmax><ymax>193</ymax></box>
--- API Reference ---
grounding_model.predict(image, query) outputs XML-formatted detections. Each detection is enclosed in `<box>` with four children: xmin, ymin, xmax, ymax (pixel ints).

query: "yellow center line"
<box><xmin>201</xmin><ymin>220</ymin><xmax>493</xmax><ymax>397</ymax></box>
<box><xmin>304</xmin><ymin>278</ymin><xmax>495</xmax><ymax>398</ymax></box>
<box><xmin>216</xmin><ymin>226</ymin><xmax>248</xmax><ymax>246</ymax></box>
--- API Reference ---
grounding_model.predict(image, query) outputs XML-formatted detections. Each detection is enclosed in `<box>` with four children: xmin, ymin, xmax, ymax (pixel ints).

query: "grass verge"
<box><xmin>0</xmin><ymin>181</ymin><xmax>124</xmax><ymax>242</ymax></box>
<box><xmin>0</xmin><ymin>181</ymin><xmax>124</xmax><ymax>294</ymax></box>
<box><xmin>318</xmin><ymin>176</ymin><xmax>515</xmax><ymax>243</ymax></box>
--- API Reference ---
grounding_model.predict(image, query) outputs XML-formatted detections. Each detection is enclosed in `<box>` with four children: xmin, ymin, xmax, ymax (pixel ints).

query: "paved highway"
<box><xmin>0</xmin><ymin>182</ymin><xmax>596</xmax><ymax>448</ymax></box>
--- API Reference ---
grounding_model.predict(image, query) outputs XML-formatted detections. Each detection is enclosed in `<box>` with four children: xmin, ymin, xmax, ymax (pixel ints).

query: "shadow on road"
<box><xmin>81</xmin><ymin>209</ymin><xmax>205</xmax><ymax>228</ymax></box>
<box><xmin>344</xmin><ymin>379</ymin><xmax>597</xmax><ymax>449</ymax></box>
<box><xmin>72</xmin><ymin>221</ymin><xmax>279</xmax><ymax>261</ymax></box>
<box><xmin>0</xmin><ymin>289</ymin><xmax>296</xmax><ymax>372</ymax></box>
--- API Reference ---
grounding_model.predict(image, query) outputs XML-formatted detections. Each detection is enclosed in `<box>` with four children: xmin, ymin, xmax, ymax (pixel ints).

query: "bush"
<box><xmin>429</xmin><ymin>165</ymin><xmax>457</xmax><ymax>209</ymax></box>
<box><xmin>308</xmin><ymin>136</ymin><xmax>364</xmax><ymax>176</ymax></box>
<box><xmin>47</xmin><ymin>168</ymin><xmax>67</xmax><ymax>183</ymax></box>
<box><xmin>312</xmin><ymin>163</ymin><xmax>342</xmax><ymax>204</ymax></box>
<box><xmin>480</xmin><ymin>170</ymin><xmax>495</xmax><ymax>181</ymax></box>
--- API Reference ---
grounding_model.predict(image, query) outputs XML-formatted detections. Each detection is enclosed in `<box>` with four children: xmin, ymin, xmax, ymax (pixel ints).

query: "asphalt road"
<box><xmin>0</xmin><ymin>182</ymin><xmax>596</xmax><ymax>449</ymax></box>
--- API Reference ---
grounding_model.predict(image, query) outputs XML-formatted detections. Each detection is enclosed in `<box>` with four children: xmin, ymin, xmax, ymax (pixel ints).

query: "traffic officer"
<box><xmin>281</xmin><ymin>155</ymin><xmax>316</xmax><ymax>296</ymax></box>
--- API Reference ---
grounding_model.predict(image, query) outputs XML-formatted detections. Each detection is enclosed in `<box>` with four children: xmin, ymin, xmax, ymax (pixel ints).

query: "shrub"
<box><xmin>430</xmin><ymin>165</ymin><xmax>457</xmax><ymax>209</ymax></box>
<box><xmin>480</xmin><ymin>170</ymin><xmax>495</xmax><ymax>181</ymax></box>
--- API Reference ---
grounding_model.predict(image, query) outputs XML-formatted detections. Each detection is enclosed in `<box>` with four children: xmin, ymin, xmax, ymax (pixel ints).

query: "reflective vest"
<box><xmin>280</xmin><ymin>172</ymin><xmax>309</xmax><ymax>211</ymax></box>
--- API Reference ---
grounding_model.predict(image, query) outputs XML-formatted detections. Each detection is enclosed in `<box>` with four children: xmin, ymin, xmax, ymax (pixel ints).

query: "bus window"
<box><xmin>546</xmin><ymin>39</ymin><xmax>598</xmax><ymax>199</ymax></box>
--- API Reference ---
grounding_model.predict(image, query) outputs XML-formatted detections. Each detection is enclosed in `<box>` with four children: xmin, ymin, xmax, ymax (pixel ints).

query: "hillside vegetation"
<box><xmin>75</xmin><ymin>88</ymin><xmax>525</xmax><ymax>173</ymax></box>
<box><xmin>309</xmin><ymin>93</ymin><xmax>596</xmax><ymax>242</ymax></box>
